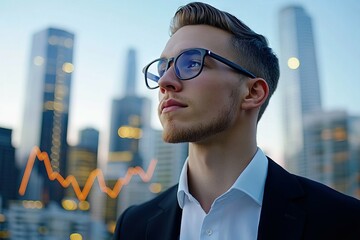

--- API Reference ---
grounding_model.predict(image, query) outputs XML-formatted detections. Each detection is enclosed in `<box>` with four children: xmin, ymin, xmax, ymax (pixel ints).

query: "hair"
<box><xmin>170</xmin><ymin>2</ymin><xmax>280</xmax><ymax>121</ymax></box>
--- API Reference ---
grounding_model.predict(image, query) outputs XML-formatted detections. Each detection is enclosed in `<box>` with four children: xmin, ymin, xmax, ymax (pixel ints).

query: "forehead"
<box><xmin>161</xmin><ymin>25</ymin><xmax>234</xmax><ymax>58</ymax></box>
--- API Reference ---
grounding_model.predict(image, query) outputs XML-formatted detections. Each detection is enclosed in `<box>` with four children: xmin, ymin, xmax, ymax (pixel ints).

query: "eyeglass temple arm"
<box><xmin>208</xmin><ymin>51</ymin><xmax>256</xmax><ymax>78</ymax></box>
<box><xmin>147</xmin><ymin>72</ymin><xmax>160</xmax><ymax>82</ymax></box>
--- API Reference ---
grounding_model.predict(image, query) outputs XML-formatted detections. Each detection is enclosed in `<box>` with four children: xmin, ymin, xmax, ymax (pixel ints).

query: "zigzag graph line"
<box><xmin>18</xmin><ymin>146</ymin><xmax>157</xmax><ymax>201</ymax></box>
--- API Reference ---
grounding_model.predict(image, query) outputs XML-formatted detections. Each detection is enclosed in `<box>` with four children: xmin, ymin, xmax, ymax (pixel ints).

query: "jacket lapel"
<box><xmin>257</xmin><ymin>159</ymin><xmax>306</xmax><ymax>240</ymax></box>
<box><xmin>146</xmin><ymin>185</ymin><xmax>182</xmax><ymax>240</ymax></box>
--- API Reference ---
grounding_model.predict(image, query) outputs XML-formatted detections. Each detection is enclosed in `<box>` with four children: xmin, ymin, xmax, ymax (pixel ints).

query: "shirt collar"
<box><xmin>231</xmin><ymin>148</ymin><xmax>268</xmax><ymax>205</ymax></box>
<box><xmin>177</xmin><ymin>157</ymin><xmax>190</xmax><ymax>208</ymax></box>
<box><xmin>177</xmin><ymin>148</ymin><xmax>268</xmax><ymax>208</ymax></box>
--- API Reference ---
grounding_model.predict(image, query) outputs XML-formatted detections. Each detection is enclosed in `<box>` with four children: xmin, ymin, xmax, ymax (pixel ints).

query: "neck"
<box><xmin>187</xmin><ymin>122</ymin><xmax>257</xmax><ymax>213</ymax></box>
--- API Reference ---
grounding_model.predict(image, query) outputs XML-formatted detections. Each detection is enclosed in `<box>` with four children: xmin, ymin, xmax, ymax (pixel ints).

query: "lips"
<box><xmin>160</xmin><ymin>99</ymin><xmax>187</xmax><ymax>113</ymax></box>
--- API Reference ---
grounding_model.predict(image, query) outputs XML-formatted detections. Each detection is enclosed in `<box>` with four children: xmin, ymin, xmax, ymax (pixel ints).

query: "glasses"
<box><xmin>142</xmin><ymin>48</ymin><xmax>256</xmax><ymax>89</ymax></box>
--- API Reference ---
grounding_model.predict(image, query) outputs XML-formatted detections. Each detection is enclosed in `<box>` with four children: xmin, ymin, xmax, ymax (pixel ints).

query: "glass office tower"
<box><xmin>0</xmin><ymin>127</ymin><xmax>19</xmax><ymax>209</ymax></box>
<box><xmin>107</xmin><ymin>48</ymin><xmax>151</xmax><ymax>170</ymax></box>
<box><xmin>18</xmin><ymin>27</ymin><xmax>75</xmax><ymax>205</ymax></box>
<box><xmin>104</xmin><ymin>48</ymin><xmax>152</xmax><ymax>230</ymax></box>
<box><xmin>279</xmin><ymin>6</ymin><xmax>322</xmax><ymax>175</ymax></box>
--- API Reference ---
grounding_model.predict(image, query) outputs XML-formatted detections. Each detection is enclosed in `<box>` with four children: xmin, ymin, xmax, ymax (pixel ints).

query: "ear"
<box><xmin>241</xmin><ymin>78</ymin><xmax>269</xmax><ymax>110</ymax></box>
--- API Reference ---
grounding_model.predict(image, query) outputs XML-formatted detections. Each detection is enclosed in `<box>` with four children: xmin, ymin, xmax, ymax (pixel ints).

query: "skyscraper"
<box><xmin>124</xmin><ymin>48</ymin><xmax>136</xmax><ymax>96</ymax></box>
<box><xmin>108</xmin><ymin>96</ymin><xmax>150</xmax><ymax>168</ymax></box>
<box><xmin>104</xmin><ymin>48</ymin><xmax>152</xmax><ymax>229</ymax></box>
<box><xmin>150</xmin><ymin>129</ymin><xmax>188</xmax><ymax>192</ymax></box>
<box><xmin>0</xmin><ymin>127</ymin><xmax>19</xmax><ymax>209</ymax></box>
<box><xmin>65</xmin><ymin>128</ymin><xmax>99</xmax><ymax>205</ymax></box>
<box><xmin>279</xmin><ymin>6</ymin><xmax>322</xmax><ymax>175</ymax></box>
<box><xmin>17</xmin><ymin>27</ymin><xmax>75</xmax><ymax>205</ymax></box>
<box><xmin>107</xmin><ymin>48</ymin><xmax>151</xmax><ymax>170</ymax></box>
<box><xmin>77</xmin><ymin>127</ymin><xmax>99</xmax><ymax>152</ymax></box>
<box><xmin>303</xmin><ymin>111</ymin><xmax>360</xmax><ymax>198</ymax></box>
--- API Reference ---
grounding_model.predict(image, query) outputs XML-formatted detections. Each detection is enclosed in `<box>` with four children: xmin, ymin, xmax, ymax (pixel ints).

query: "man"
<box><xmin>114</xmin><ymin>2</ymin><xmax>360</xmax><ymax>239</ymax></box>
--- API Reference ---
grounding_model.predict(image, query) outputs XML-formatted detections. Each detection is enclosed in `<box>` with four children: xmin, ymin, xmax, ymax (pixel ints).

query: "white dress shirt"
<box><xmin>177</xmin><ymin>148</ymin><xmax>268</xmax><ymax>240</ymax></box>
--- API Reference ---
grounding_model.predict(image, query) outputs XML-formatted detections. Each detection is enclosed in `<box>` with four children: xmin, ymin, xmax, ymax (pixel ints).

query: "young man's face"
<box><xmin>157</xmin><ymin>25</ymin><xmax>247</xmax><ymax>143</ymax></box>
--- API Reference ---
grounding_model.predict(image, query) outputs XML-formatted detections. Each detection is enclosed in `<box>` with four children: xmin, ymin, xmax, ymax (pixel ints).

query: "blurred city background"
<box><xmin>0</xmin><ymin>0</ymin><xmax>359</xmax><ymax>239</ymax></box>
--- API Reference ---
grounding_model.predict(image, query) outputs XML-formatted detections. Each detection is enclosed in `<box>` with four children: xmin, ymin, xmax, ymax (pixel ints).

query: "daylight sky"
<box><xmin>1</xmin><ymin>0</ymin><xmax>359</xmax><ymax>164</ymax></box>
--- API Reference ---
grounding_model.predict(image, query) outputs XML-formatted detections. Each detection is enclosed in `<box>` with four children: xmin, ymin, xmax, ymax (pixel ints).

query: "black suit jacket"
<box><xmin>113</xmin><ymin>158</ymin><xmax>360</xmax><ymax>240</ymax></box>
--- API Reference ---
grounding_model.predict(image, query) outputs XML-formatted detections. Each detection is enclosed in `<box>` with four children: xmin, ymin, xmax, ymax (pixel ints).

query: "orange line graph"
<box><xmin>19</xmin><ymin>146</ymin><xmax>157</xmax><ymax>201</ymax></box>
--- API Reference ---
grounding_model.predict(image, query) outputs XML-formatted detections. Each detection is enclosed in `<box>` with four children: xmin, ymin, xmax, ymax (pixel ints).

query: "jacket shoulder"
<box><xmin>113</xmin><ymin>185</ymin><xmax>178</xmax><ymax>239</ymax></box>
<box><xmin>295</xmin><ymin>174</ymin><xmax>360</xmax><ymax>212</ymax></box>
<box><xmin>261</xmin><ymin>159</ymin><xmax>360</xmax><ymax>239</ymax></box>
<box><xmin>267</xmin><ymin>158</ymin><xmax>360</xmax><ymax>211</ymax></box>
<box><xmin>267</xmin><ymin>158</ymin><xmax>360</xmax><ymax>225</ymax></box>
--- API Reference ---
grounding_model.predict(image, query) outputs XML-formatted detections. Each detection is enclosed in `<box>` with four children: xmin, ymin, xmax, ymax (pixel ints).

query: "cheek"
<box><xmin>194</xmin><ymin>84</ymin><xmax>231</xmax><ymax>113</ymax></box>
<box><xmin>206</xmin><ymin>85</ymin><xmax>242</xmax><ymax>112</ymax></box>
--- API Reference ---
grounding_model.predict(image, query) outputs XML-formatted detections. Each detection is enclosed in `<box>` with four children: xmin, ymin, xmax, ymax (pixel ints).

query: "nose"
<box><xmin>158</xmin><ymin>65</ymin><xmax>183</xmax><ymax>94</ymax></box>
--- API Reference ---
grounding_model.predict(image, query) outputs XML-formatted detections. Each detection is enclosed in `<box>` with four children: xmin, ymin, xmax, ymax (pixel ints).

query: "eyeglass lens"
<box><xmin>146</xmin><ymin>49</ymin><xmax>204</xmax><ymax>89</ymax></box>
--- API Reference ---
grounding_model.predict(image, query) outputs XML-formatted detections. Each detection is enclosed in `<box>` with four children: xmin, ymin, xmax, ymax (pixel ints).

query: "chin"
<box><xmin>161</xmin><ymin>125</ymin><xmax>204</xmax><ymax>143</ymax></box>
<box><xmin>162</xmin><ymin>128</ymin><xmax>184</xmax><ymax>143</ymax></box>
<box><xmin>161</xmin><ymin>123</ymin><xmax>189</xmax><ymax>143</ymax></box>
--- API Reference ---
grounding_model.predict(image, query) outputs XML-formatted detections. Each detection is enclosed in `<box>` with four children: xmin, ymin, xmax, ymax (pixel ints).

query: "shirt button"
<box><xmin>206</xmin><ymin>229</ymin><xmax>213</xmax><ymax>236</ymax></box>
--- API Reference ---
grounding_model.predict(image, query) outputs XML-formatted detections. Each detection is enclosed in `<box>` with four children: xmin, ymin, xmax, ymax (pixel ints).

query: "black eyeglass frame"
<box><xmin>142</xmin><ymin>48</ymin><xmax>257</xmax><ymax>89</ymax></box>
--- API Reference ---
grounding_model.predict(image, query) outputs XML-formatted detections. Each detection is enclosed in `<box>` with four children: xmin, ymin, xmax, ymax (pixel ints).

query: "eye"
<box><xmin>177</xmin><ymin>53</ymin><xmax>202</xmax><ymax>71</ymax></box>
<box><xmin>186</xmin><ymin>60</ymin><xmax>201</xmax><ymax>69</ymax></box>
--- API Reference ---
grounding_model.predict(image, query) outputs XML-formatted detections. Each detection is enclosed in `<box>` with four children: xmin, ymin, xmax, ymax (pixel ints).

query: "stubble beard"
<box><xmin>161</xmin><ymin>89</ymin><xmax>240</xmax><ymax>143</ymax></box>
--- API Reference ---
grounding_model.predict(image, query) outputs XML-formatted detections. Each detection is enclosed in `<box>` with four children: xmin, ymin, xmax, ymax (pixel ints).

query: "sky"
<box><xmin>1</xmin><ymin>0</ymin><xmax>359</xmax><ymax>164</ymax></box>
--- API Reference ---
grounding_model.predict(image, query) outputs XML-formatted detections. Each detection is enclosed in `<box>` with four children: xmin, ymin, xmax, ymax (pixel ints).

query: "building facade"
<box><xmin>65</xmin><ymin>128</ymin><xmax>99</xmax><ymax>217</ymax></box>
<box><xmin>108</xmin><ymin>96</ymin><xmax>151</xmax><ymax>169</ymax></box>
<box><xmin>107</xmin><ymin>48</ymin><xmax>151</xmax><ymax>171</ymax></box>
<box><xmin>150</xmin><ymin>129</ymin><xmax>188</xmax><ymax>192</ymax></box>
<box><xmin>77</xmin><ymin>127</ymin><xmax>99</xmax><ymax>152</ymax></box>
<box><xmin>17</xmin><ymin>27</ymin><xmax>75</xmax><ymax>205</ymax></box>
<box><xmin>0</xmin><ymin>127</ymin><xmax>19</xmax><ymax>210</ymax></box>
<box><xmin>104</xmin><ymin>48</ymin><xmax>152</xmax><ymax>231</ymax></box>
<box><xmin>303</xmin><ymin>111</ymin><xmax>360</xmax><ymax>198</ymax></box>
<box><xmin>6</xmin><ymin>201</ymin><xmax>106</xmax><ymax>240</ymax></box>
<box><xmin>279</xmin><ymin>6</ymin><xmax>322</xmax><ymax>175</ymax></box>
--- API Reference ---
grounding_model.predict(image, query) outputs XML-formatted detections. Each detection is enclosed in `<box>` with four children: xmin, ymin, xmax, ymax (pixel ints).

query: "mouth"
<box><xmin>160</xmin><ymin>99</ymin><xmax>188</xmax><ymax>114</ymax></box>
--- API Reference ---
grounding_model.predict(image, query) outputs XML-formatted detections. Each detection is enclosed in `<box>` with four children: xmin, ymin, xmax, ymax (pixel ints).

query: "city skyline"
<box><xmin>1</xmin><ymin>0</ymin><xmax>360</xmax><ymax>165</ymax></box>
<box><xmin>1</xmin><ymin>2</ymin><xmax>359</xmax><ymax>238</ymax></box>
